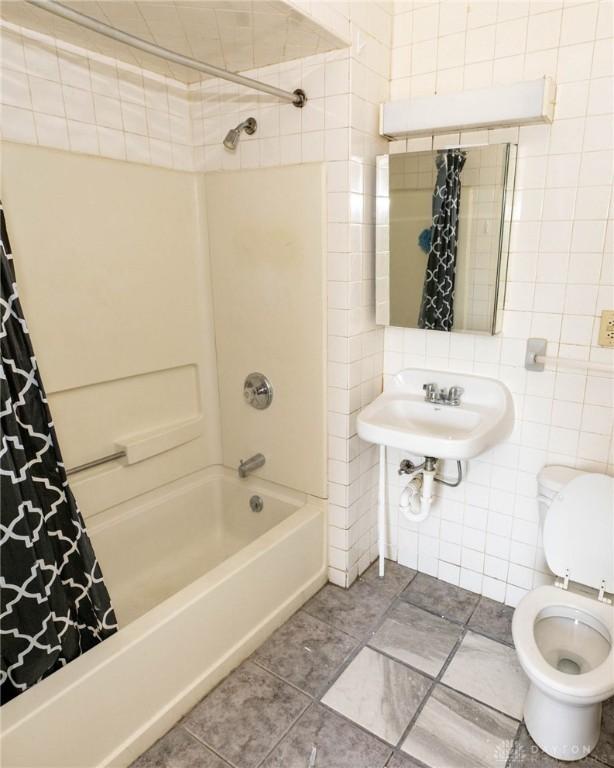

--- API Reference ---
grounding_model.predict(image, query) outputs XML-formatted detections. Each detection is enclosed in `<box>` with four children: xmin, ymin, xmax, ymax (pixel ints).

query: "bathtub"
<box><xmin>0</xmin><ymin>467</ymin><xmax>327</xmax><ymax>768</ymax></box>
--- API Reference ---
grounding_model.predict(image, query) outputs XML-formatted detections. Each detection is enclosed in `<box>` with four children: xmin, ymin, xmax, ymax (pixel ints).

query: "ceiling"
<box><xmin>0</xmin><ymin>1</ymin><xmax>347</xmax><ymax>83</ymax></box>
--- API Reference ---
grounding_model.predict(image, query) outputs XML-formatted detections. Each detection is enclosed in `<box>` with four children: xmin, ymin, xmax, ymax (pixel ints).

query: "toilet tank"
<box><xmin>537</xmin><ymin>465</ymin><xmax>584</xmax><ymax>525</ymax></box>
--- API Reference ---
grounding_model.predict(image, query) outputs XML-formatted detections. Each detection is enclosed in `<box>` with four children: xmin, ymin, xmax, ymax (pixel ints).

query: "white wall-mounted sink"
<box><xmin>357</xmin><ymin>368</ymin><xmax>514</xmax><ymax>460</ymax></box>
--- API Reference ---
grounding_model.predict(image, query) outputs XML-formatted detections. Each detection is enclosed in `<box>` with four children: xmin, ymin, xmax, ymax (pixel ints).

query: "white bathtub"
<box><xmin>0</xmin><ymin>467</ymin><xmax>327</xmax><ymax>768</ymax></box>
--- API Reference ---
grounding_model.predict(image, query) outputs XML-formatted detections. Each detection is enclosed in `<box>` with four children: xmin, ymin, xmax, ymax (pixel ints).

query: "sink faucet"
<box><xmin>238</xmin><ymin>453</ymin><xmax>265</xmax><ymax>478</ymax></box>
<box><xmin>422</xmin><ymin>382</ymin><xmax>464</xmax><ymax>407</ymax></box>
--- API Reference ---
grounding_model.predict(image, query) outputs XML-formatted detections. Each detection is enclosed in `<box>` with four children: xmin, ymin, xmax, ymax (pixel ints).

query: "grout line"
<box><xmin>396</xmin><ymin>594</ymin><xmax>476</xmax><ymax>626</ymax></box>
<box><xmin>181</xmin><ymin>724</ymin><xmax>240</xmax><ymax>768</ymax></box>
<box><xmin>180</xmin><ymin>658</ymin><xmax>312</xmax><ymax>768</ymax></box>
<box><xmin>393</xmin><ymin>625</ymin><xmax>470</xmax><ymax>751</ymax></box>
<box><xmin>252</xmin><ymin>651</ymin><xmax>398</xmax><ymax>758</ymax></box>
<box><xmin>363</xmin><ymin>642</ymin><xmax>438</xmax><ymax>681</ymax></box>
<box><xmin>463</xmin><ymin>623</ymin><xmax>515</xmax><ymax>648</ymax></box>
<box><xmin>435</xmin><ymin>678</ymin><xmax>522</xmax><ymax>724</ymax></box>
<box><xmin>504</xmin><ymin>724</ymin><xmax>523</xmax><ymax>768</ymax></box>
<box><xmin>590</xmin><ymin>752</ymin><xmax>614</xmax><ymax>768</ymax></box>
<box><xmin>392</xmin><ymin>676</ymin><xmax>438</xmax><ymax>753</ymax></box>
<box><xmin>184</xmin><ymin>670</ymin><xmax>313</xmax><ymax>768</ymax></box>
<box><xmin>385</xmin><ymin>749</ymin><xmax>431</xmax><ymax>768</ymax></box>
<box><xmin>253</xmin><ymin>698</ymin><xmax>313</xmax><ymax>768</ymax></box>
<box><xmin>396</xmin><ymin>590</ymin><xmax>515</xmax><ymax>647</ymax></box>
<box><xmin>301</xmin><ymin>569</ymin><xmax>417</xmax><ymax>642</ymax></box>
<box><xmin>317</xmin><ymin>697</ymin><xmax>398</xmax><ymax>754</ymax></box>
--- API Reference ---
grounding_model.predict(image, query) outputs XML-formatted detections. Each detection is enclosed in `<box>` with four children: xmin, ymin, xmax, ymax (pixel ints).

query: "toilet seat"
<box><xmin>513</xmin><ymin>585</ymin><xmax>614</xmax><ymax>704</ymax></box>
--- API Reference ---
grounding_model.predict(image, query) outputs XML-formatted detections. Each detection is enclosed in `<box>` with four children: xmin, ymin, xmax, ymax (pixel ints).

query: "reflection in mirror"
<box><xmin>375</xmin><ymin>144</ymin><xmax>517</xmax><ymax>334</ymax></box>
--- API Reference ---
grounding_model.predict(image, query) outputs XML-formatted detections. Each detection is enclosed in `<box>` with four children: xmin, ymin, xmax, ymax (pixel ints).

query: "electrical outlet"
<box><xmin>598</xmin><ymin>310</ymin><xmax>614</xmax><ymax>347</ymax></box>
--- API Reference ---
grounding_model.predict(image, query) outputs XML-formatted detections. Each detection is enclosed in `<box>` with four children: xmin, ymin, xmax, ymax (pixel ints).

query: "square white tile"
<box><xmin>442</xmin><ymin>631</ymin><xmax>529</xmax><ymax>719</ymax></box>
<box><xmin>368</xmin><ymin>601</ymin><xmax>462</xmax><ymax>677</ymax></box>
<box><xmin>321</xmin><ymin>647</ymin><xmax>430</xmax><ymax>744</ymax></box>
<box><xmin>402</xmin><ymin>684</ymin><xmax>519</xmax><ymax>768</ymax></box>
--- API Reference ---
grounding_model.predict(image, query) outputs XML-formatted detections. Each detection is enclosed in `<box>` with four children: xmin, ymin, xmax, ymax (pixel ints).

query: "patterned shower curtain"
<box><xmin>418</xmin><ymin>149</ymin><xmax>467</xmax><ymax>331</ymax></box>
<box><xmin>0</xmin><ymin>204</ymin><xmax>117</xmax><ymax>705</ymax></box>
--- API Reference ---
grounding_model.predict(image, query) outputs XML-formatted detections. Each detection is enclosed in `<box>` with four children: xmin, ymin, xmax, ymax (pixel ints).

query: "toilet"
<box><xmin>512</xmin><ymin>466</ymin><xmax>614</xmax><ymax>762</ymax></box>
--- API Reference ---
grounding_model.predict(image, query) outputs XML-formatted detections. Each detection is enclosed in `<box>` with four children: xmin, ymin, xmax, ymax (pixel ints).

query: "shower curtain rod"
<box><xmin>26</xmin><ymin>0</ymin><xmax>307</xmax><ymax>107</ymax></box>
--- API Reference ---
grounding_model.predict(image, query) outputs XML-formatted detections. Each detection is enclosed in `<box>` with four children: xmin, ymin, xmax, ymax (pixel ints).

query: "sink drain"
<box><xmin>250</xmin><ymin>495</ymin><xmax>264</xmax><ymax>513</ymax></box>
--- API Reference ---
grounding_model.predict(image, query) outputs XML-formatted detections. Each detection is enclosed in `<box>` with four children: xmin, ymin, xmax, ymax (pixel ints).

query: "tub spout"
<box><xmin>238</xmin><ymin>453</ymin><xmax>265</xmax><ymax>478</ymax></box>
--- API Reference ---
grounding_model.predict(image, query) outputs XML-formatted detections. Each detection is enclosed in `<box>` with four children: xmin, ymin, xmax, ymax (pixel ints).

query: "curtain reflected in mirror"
<box><xmin>418</xmin><ymin>149</ymin><xmax>466</xmax><ymax>331</ymax></box>
<box><xmin>376</xmin><ymin>143</ymin><xmax>517</xmax><ymax>335</ymax></box>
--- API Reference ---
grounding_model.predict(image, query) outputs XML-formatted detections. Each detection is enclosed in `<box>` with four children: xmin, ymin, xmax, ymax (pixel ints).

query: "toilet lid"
<box><xmin>544</xmin><ymin>473</ymin><xmax>614</xmax><ymax>594</ymax></box>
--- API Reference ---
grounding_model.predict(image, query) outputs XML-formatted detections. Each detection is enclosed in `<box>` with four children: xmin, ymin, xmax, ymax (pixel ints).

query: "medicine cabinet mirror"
<box><xmin>375</xmin><ymin>143</ymin><xmax>517</xmax><ymax>335</ymax></box>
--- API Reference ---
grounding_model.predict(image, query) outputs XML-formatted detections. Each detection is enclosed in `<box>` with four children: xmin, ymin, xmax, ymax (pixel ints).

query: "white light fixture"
<box><xmin>381</xmin><ymin>77</ymin><xmax>556</xmax><ymax>139</ymax></box>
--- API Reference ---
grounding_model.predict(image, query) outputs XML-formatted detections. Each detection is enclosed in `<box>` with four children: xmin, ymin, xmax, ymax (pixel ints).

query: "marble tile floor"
<box><xmin>131</xmin><ymin>562</ymin><xmax>614</xmax><ymax>768</ymax></box>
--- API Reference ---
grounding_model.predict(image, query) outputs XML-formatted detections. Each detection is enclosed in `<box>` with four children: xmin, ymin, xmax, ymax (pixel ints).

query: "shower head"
<box><xmin>223</xmin><ymin>117</ymin><xmax>257</xmax><ymax>150</ymax></box>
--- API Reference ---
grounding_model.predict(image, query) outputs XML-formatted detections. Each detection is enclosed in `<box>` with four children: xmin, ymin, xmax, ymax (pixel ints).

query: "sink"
<box><xmin>357</xmin><ymin>368</ymin><xmax>514</xmax><ymax>460</ymax></box>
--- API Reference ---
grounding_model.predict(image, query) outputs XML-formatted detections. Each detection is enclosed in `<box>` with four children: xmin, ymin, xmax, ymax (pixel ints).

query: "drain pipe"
<box><xmin>399</xmin><ymin>457</ymin><xmax>438</xmax><ymax>523</ymax></box>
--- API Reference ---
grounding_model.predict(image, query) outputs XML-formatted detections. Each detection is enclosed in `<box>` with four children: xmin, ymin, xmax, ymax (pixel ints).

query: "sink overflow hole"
<box><xmin>250</xmin><ymin>495</ymin><xmax>264</xmax><ymax>513</ymax></box>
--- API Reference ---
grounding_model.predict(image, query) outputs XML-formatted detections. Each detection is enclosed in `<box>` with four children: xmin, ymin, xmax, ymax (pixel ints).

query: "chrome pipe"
<box><xmin>434</xmin><ymin>460</ymin><xmax>463</xmax><ymax>488</ymax></box>
<box><xmin>66</xmin><ymin>450</ymin><xmax>125</xmax><ymax>476</ymax></box>
<box><xmin>26</xmin><ymin>0</ymin><xmax>307</xmax><ymax>107</ymax></box>
<box><xmin>224</xmin><ymin>117</ymin><xmax>257</xmax><ymax>150</ymax></box>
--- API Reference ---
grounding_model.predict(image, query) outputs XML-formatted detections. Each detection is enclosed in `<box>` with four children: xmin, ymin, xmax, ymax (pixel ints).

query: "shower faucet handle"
<box><xmin>243</xmin><ymin>372</ymin><xmax>273</xmax><ymax>410</ymax></box>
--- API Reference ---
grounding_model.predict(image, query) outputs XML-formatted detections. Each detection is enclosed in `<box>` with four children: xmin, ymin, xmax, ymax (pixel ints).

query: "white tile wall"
<box><xmin>385</xmin><ymin>0</ymin><xmax>613</xmax><ymax>606</ymax></box>
<box><xmin>0</xmin><ymin>3</ymin><xmax>395</xmax><ymax>589</ymax></box>
<box><xmin>1</xmin><ymin>21</ymin><xmax>194</xmax><ymax>170</ymax></box>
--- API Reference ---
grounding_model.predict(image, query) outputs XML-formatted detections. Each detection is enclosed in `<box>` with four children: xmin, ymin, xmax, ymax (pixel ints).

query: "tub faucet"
<box><xmin>238</xmin><ymin>453</ymin><xmax>265</xmax><ymax>478</ymax></box>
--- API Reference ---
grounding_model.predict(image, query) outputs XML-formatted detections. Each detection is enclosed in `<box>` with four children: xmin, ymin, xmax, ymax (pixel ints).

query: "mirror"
<box><xmin>375</xmin><ymin>143</ymin><xmax>517</xmax><ymax>334</ymax></box>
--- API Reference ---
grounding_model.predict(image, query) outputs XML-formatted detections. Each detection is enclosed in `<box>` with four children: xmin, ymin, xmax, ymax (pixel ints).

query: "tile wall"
<box><xmin>384</xmin><ymin>0</ymin><xmax>613</xmax><ymax>605</ymax></box>
<box><xmin>0</xmin><ymin>21</ymin><xmax>194</xmax><ymax>169</ymax></box>
<box><xmin>0</xmin><ymin>2</ymin><xmax>395</xmax><ymax>588</ymax></box>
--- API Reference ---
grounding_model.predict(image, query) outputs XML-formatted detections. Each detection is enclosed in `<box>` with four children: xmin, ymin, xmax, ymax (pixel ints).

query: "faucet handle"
<box><xmin>243</xmin><ymin>373</ymin><xmax>273</xmax><ymax>410</ymax></box>
<box><xmin>423</xmin><ymin>382</ymin><xmax>438</xmax><ymax>401</ymax></box>
<box><xmin>448</xmin><ymin>385</ymin><xmax>464</xmax><ymax>405</ymax></box>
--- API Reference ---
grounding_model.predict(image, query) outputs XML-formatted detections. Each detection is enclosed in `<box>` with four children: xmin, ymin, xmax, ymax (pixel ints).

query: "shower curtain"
<box><xmin>418</xmin><ymin>149</ymin><xmax>466</xmax><ymax>331</ymax></box>
<box><xmin>0</xmin><ymin>204</ymin><xmax>117</xmax><ymax>705</ymax></box>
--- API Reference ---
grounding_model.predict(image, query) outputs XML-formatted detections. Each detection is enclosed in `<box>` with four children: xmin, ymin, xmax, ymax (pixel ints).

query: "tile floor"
<box><xmin>131</xmin><ymin>562</ymin><xmax>614</xmax><ymax>768</ymax></box>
